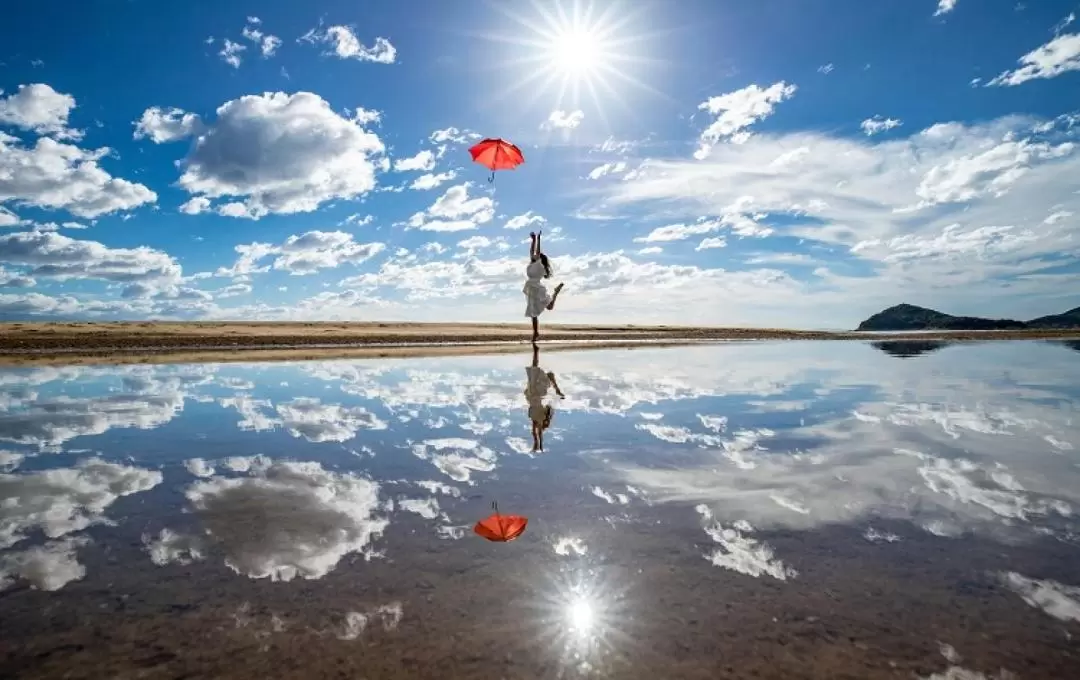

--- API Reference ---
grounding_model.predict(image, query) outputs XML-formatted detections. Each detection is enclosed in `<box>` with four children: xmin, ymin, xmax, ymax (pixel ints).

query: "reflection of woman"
<box><xmin>525</xmin><ymin>344</ymin><xmax>565</xmax><ymax>452</ymax></box>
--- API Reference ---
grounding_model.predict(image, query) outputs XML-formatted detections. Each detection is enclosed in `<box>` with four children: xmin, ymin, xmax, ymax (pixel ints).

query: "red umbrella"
<box><xmin>473</xmin><ymin>501</ymin><xmax>528</xmax><ymax>542</ymax></box>
<box><xmin>469</xmin><ymin>138</ymin><xmax>525</xmax><ymax>183</ymax></box>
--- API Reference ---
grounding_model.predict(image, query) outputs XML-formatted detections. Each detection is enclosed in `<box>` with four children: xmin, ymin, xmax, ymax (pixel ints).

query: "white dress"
<box><xmin>524</xmin><ymin>365</ymin><xmax>551</xmax><ymax>422</ymax></box>
<box><xmin>523</xmin><ymin>259</ymin><xmax>550</xmax><ymax>318</ymax></box>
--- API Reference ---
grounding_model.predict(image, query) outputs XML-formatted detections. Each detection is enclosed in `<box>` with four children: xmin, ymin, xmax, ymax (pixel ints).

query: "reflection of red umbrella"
<box><xmin>469</xmin><ymin>138</ymin><xmax>525</xmax><ymax>183</ymax></box>
<box><xmin>474</xmin><ymin>501</ymin><xmax>528</xmax><ymax>542</ymax></box>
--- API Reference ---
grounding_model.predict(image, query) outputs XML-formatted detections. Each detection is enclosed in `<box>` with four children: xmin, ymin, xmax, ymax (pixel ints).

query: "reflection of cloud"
<box><xmin>612</xmin><ymin>341</ymin><xmax>1080</xmax><ymax>543</ymax></box>
<box><xmin>0</xmin><ymin>392</ymin><xmax>185</xmax><ymax>448</ymax></box>
<box><xmin>410</xmin><ymin>439</ymin><xmax>496</xmax><ymax>483</ymax></box>
<box><xmin>185</xmin><ymin>461</ymin><xmax>387</xmax><ymax>581</ymax></box>
<box><xmin>221</xmin><ymin>455</ymin><xmax>272</xmax><ymax>474</ymax></box>
<box><xmin>142</xmin><ymin>528</ymin><xmax>204</xmax><ymax>566</ymax></box>
<box><xmin>696</xmin><ymin>505</ymin><xmax>796</xmax><ymax>581</ymax></box>
<box><xmin>0</xmin><ymin>536</ymin><xmax>90</xmax><ymax>592</ymax></box>
<box><xmin>1000</xmin><ymin>571</ymin><xmax>1080</xmax><ymax>623</ymax></box>
<box><xmin>276</xmin><ymin>398</ymin><xmax>387</xmax><ymax>442</ymax></box>
<box><xmin>414</xmin><ymin>480</ymin><xmax>460</xmax><ymax>497</ymax></box>
<box><xmin>398</xmin><ymin>497</ymin><xmax>442</xmax><ymax>520</ymax></box>
<box><xmin>184</xmin><ymin>458</ymin><xmax>215</xmax><ymax>478</ymax></box>
<box><xmin>0</xmin><ymin>450</ymin><xmax>24</xmax><ymax>471</ymax></box>
<box><xmin>553</xmin><ymin>536</ymin><xmax>588</xmax><ymax>556</ymax></box>
<box><xmin>219</xmin><ymin>395</ymin><xmax>278</xmax><ymax>432</ymax></box>
<box><xmin>0</xmin><ymin>458</ymin><xmax>163</xmax><ymax>548</ymax></box>
<box><xmin>863</xmin><ymin>527</ymin><xmax>901</xmax><ymax>544</ymax></box>
<box><xmin>436</xmin><ymin>525</ymin><xmax>467</xmax><ymax>540</ymax></box>
<box><xmin>336</xmin><ymin>602</ymin><xmax>403</xmax><ymax>641</ymax></box>
<box><xmin>591</xmin><ymin>486</ymin><xmax>629</xmax><ymax>505</ymax></box>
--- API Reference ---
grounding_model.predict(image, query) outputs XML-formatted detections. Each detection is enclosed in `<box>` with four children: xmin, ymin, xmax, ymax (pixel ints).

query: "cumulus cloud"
<box><xmin>0</xmin><ymin>230</ymin><xmax>182</xmax><ymax>293</ymax></box>
<box><xmin>0</xmin><ymin>133</ymin><xmax>157</xmax><ymax>218</ymax></box>
<box><xmin>694</xmin><ymin>81</ymin><xmax>797</xmax><ymax>159</ymax></box>
<box><xmin>0</xmin><ymin>83</ymin><xmax>82</xmax><ymax>140</ymax></box>
<box><xmin>860</xmin><ymin>115</ymin><xmax>902</xmax><ymax>136</ymax></box>
<box><xmin>410</xmin><ymin>170</ymin><xmax>457</xmax><ymax>190</ymax></box>
<box><xmin>185</xmin><ymin>460</ymin><xmax>388</xmax><ymax>581</ymax></box>
<box><xmin>217</xmin><ymin>230</ymin><xmax>384</xmax><ymax>277</ymax></box>
<box><xmin>299</xmin><ymin>25</ymin><xmax>397</xmax><ymax>64</ymax></box>
<box><xmin>133</xmin><ymin>106</ymin><xmax>203</xmax><ymax>143</ymax></box>
<box><xmin>174</xmin><ymin>92</ymin><xmax>385</xmax><ymax>218</ymax></box>
<box><xmin>393</xmin><ymin>149</ymin><xmax>436</xmax><ymax>172</ymax></box>
<box><xmin>987</xmin><ymin>32</ymin><xmax>1080</xmax><ymax>86</ymax></box>
<box><xmin>405</xmin><ymin>183</ymin><xmax>495</xmax><ymax>232</ymax></box>
<box><xmin>275</xmin><ymin>397</ymin><xmax>387</xmax><ymax>442</ymax></box>
<box><xmin>540</xmin><ymin>109</ymin><xmax>584</xmax><ymax>130</ymax></box>
<box><xmin>504</xmin><ymin>211</ymin><xmax>546</xmax><ymax>230</ymax></box>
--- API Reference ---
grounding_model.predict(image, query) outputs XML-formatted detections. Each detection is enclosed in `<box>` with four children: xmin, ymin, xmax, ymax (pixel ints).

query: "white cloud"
<box><xmin>143</xmin><ymin>528</ymin><xmax>204</xmax><ymax>566</ymax></box>
<box><xmin>988</xmin><ymin>32</ymin><xmax>1080</xmax><ymax>86</ymax></box>
<box><xmin>0</xmin><ymin>83</ymin><xmax>82</xmax><ymax>140</ymax></box>
<box><xmin>934</xmin><ymin>0</ymin><xmax>958</xmax><ymax>17</ymax></box>
<box><xmin>300</xmin><ymin>25</ymin><xmax>396</xmax><ymax>64</ymax></box>
<box><xmin>0</xmin><ymin>133</ymin><xmax>157</xmax><ymax>218</ymax></box>
<box><xmin>694</xmin><ymin>81</ymin><xmax>797</xmax><ymax>159</ymax></box>
<box><xmin>587</xmin><ymin>161</ymin><xmax>627</xmax><ymax>180</ymax></box>
<box><xmin>217</xmin><ymin>230</ymin><xmax>384</xmax><ymax>277</ymax></box>
<box><xmin>241</xmin><ymin>18</ymin><xmax>282</xmax><ymax>57</ymax></box>
<box><xmin>275</xmin><ymin>397</ymin><xmax>387</xmax><ymax>441</ymax></box>
<box><xmin>696</xmin><ymin>237</ymin><xmax>727</xmax><ymax>250</ymax></box>
<box><xmin>178</xmin><ymin>196</ymin><xmax>211</xmax><ymax>215</ymax></box>
<box><xmin>185</xmin><ymin>460</ymin><xmax>388</xmax><ymax>581</ymax></box>
<box><xmin>860</xmin><ymin>115</ymin><xmax>902</xmax><ymax>136</ymax></box>
<box><xmin>133</xmin><ymin>106</ymin><xmax>203</xmax><ymax>143</ymax></box>
<box><xmin>594</xmin><ymin>113</ymin><xmax>1080</xmax><ymax>324</ymax></box>
<box><xmin>430</xmin><ymin>127</ymin><xmax>479</xmax><ymax>145</ymax></box>
<box><xmin>410</xmin><ymin>170</ymin><xmax>457</xmax><ymax>190</ymax></box>
<box><xmin>405</xmin><ymin>183</ymin><xmax>495</xmax><ymax>232</ymax></box>
<box><xmin>0</xmin><ymin>206</ymin><xmax>19</xmax><ymax>227</ymax></box>
<box><xmin>817</xmin><ymin>63</ymin><xmax>834</xmax><ymax>75</ymax></box>
<box><xmin>393</xmin><ymin>149</ymin><xmax>436</xmax><ymax>172</ymax></box>
<box><xmin>540</xmin><ymin>109</ymin><xmax>584</xmax><ymax>130</ymax></box>
<box><xmin>0</xmin><ymin>230</ymin><xmax>182</xmax><ymax>289</ymax></box>
<box><xmin>219</xmin><ymin>39</ymin><xmax>246</xmax><ymax>68</ymax></box>
<box><xmin>175</xmin><ymin>92</ymin><xmax>385</xmax><ymax>218</ymax></box>
<box><xmin>638</xmin><ymin>246</ymin><xmax>662</xmax><ymax>255</ymax></box>
<box><xmin>504</xmin><ymin>211</ymin><xmax>546</xmax><ymax>230</ymax></box>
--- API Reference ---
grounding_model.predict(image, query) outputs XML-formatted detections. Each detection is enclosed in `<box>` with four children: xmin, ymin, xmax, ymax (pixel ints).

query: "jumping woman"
<box><xmin>524</xmin><ymin>229</ymin><xmax>565</xmax><ymax>343</ymax></box>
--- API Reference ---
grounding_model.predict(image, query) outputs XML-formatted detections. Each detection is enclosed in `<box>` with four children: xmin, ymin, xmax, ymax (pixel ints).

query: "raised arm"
<box><xmin>529</xmin><ymin>231</ymin><xmax>538</xmax><ymax>260</ymax></box>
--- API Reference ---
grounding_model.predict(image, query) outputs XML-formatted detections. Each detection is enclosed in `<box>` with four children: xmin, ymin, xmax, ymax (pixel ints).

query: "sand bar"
<box><xmin>0</xmin><ymin>321</ymin><xmax>1078</xmax><ymax>367</ymax></box>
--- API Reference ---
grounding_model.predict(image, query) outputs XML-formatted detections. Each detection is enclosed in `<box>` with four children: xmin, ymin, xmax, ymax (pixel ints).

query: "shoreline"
<box><xmin>0</xmin><ymin>321</ymin><xmax>1078</xmax><ymax>367</ymax></box>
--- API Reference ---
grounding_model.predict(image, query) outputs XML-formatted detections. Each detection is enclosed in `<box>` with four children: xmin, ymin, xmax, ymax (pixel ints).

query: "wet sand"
<box><xmin>1</xmin><ymin>321</ymin><xmax>1078</xmax><ymax>366</ymax></box>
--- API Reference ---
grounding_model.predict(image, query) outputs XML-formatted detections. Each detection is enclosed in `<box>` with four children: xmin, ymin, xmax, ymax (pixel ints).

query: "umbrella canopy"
<box><xmin>473</xmin><ymin>501</ymin><xmax>528</xmax><ymax>542</ymax></box>
<box><xmin>469</xmin><ymin>138</ymin><xmax>525</xmax><ymax>182</ymax></box>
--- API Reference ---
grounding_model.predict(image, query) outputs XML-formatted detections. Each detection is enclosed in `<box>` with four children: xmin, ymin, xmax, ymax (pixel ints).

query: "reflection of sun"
<box><xmin>567</xmin><ymin>597</ymin><xmax>595</xmax><ymax>633</ymax></box>
<box><xmin>478</xmin><ymin>0</ymin><xmax>669</xmax><ymax>125</ymax></box>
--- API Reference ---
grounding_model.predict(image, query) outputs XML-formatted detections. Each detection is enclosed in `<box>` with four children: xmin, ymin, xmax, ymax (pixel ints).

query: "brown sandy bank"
<box><xmin>0</xmin><ymin>321</ymin><xmax>1077</xmax><ymax>367</ymax></box>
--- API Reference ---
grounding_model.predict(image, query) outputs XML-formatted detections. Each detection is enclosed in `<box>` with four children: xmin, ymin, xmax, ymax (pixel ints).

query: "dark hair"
<box><xmin>538</xmin><ymin>253</ymin><xmax>552</xmax><ymax>278</ymax></box>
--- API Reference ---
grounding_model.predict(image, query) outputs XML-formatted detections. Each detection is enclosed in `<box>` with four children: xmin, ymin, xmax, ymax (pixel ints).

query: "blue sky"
<box><xmin>1</xmin><ymin>0</ymin><xmax>1078</xmax><ymax>328</ymax></box>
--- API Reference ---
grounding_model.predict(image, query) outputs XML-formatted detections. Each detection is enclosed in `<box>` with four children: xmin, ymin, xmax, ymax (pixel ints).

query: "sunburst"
<box><xmin>475</xmin><ymin>0</ymin><xmax>672</xmax><ymax>128</ymax></box>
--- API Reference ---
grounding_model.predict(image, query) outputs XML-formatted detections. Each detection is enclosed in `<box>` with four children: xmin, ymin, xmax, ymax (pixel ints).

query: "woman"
<box><xmin>525</xmin><ymin>343</ymin><xmax>565</xmax><ymax>452</ymax></box>
<box><xmin>524</xmin><ymin>229</ymin><xmax>565</xmax><ymax>343</ymax></box>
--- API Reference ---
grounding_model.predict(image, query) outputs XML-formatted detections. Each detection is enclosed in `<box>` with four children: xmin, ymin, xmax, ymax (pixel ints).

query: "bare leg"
<box><xmin>532</xmin><ymin>342</ymin><xmax>539</xmax><ymax>366</ymax></box>
<box><xmin>546</xmin><ymin>283</ymin><xmax>565</xmax><ymax>311</ymax></box>
<box><xmin>531</xmin><ymin>317</ymin><xmax>539</xmax><ymax>343</ymax></box>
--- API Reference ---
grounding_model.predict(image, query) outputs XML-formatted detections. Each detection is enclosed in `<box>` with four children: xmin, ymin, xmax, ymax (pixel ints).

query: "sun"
<box><xmin>476</xmin><ymin>0</ymin><xmax>668</xmax><ymax>122</ymax></box>
<box><xmin>549</xmin><ymin>26</ymin><xmax>605</xmax><ymax>79</ymax></box>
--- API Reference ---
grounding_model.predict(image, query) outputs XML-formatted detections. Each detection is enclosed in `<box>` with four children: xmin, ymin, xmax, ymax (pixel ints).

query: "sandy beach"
<box><xmin>0</xmin><ymin>321</ymin><xmax>1077</xmax><ymax>366</ymax></box>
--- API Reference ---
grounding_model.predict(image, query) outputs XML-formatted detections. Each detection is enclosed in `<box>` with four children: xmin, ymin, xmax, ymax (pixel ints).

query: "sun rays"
<box><xmin>476</xmin><ymin>0</ymin><xmax>670</xmax><ymax>128</ymax></box>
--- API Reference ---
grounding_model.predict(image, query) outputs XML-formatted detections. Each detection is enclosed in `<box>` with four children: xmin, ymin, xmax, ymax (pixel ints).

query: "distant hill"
<box><xmin>856</xmin><ymin>303</ymin><xmax>1080</xmax><ymax>332</ymax></box>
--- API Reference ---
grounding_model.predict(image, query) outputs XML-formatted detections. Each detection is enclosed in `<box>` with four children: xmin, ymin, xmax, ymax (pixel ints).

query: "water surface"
<box><xmin>2</xmin><ymin>340</ymin><xmax>1079</xmax><ymax>679</ymax></box>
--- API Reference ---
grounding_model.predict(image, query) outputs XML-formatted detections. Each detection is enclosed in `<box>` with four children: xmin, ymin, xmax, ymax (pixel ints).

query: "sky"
<box><xmin>1</xmin><ymin>0</ymin><xmax>1079</xmax><ymax>329</ymax></box>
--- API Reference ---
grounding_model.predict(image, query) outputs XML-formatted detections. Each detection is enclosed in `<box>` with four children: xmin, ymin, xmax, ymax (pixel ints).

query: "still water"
<box><xmin>1</xmin><ymin>340</ymin><xmax>1079</xmax><ymax>679</ymax></box>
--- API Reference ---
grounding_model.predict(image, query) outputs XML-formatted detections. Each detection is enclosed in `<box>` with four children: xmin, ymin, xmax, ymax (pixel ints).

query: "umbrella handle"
<box><xmin>488</xmin><ymin>171</ymin><xmax>495</xmax><ymax>183</ymax></box>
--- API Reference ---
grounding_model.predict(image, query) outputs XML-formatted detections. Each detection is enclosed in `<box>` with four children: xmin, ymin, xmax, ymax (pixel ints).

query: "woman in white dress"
<box><xmin>524</xmin><ymin>229</ymin><xmax>565</xmax><ymax>343</ymax></box>
<box><xmin>525</xmin><ymin>343</ymin><xmax>565</xmax><ymax>452</ymax></box>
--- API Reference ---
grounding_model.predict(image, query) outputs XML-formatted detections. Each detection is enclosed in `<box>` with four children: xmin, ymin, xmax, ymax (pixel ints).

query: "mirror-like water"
<box><xmin>1</xmin><ymin>340</ymin><xmax>1079</xmax><ymax>679</ymax></box>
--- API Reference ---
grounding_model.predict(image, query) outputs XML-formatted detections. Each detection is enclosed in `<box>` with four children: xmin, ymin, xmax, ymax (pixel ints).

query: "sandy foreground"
<box><xmin>0</xmin><ymin>321</ymin><xmax>1077</xmax><ymax>366</ymax></box>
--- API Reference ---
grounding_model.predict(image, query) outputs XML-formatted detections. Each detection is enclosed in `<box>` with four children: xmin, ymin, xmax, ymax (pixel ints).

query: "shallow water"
<box><xmin>1</xmin><ymin>340</ymin><xmax>1079</xmax><ymax>679</ymax></box>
